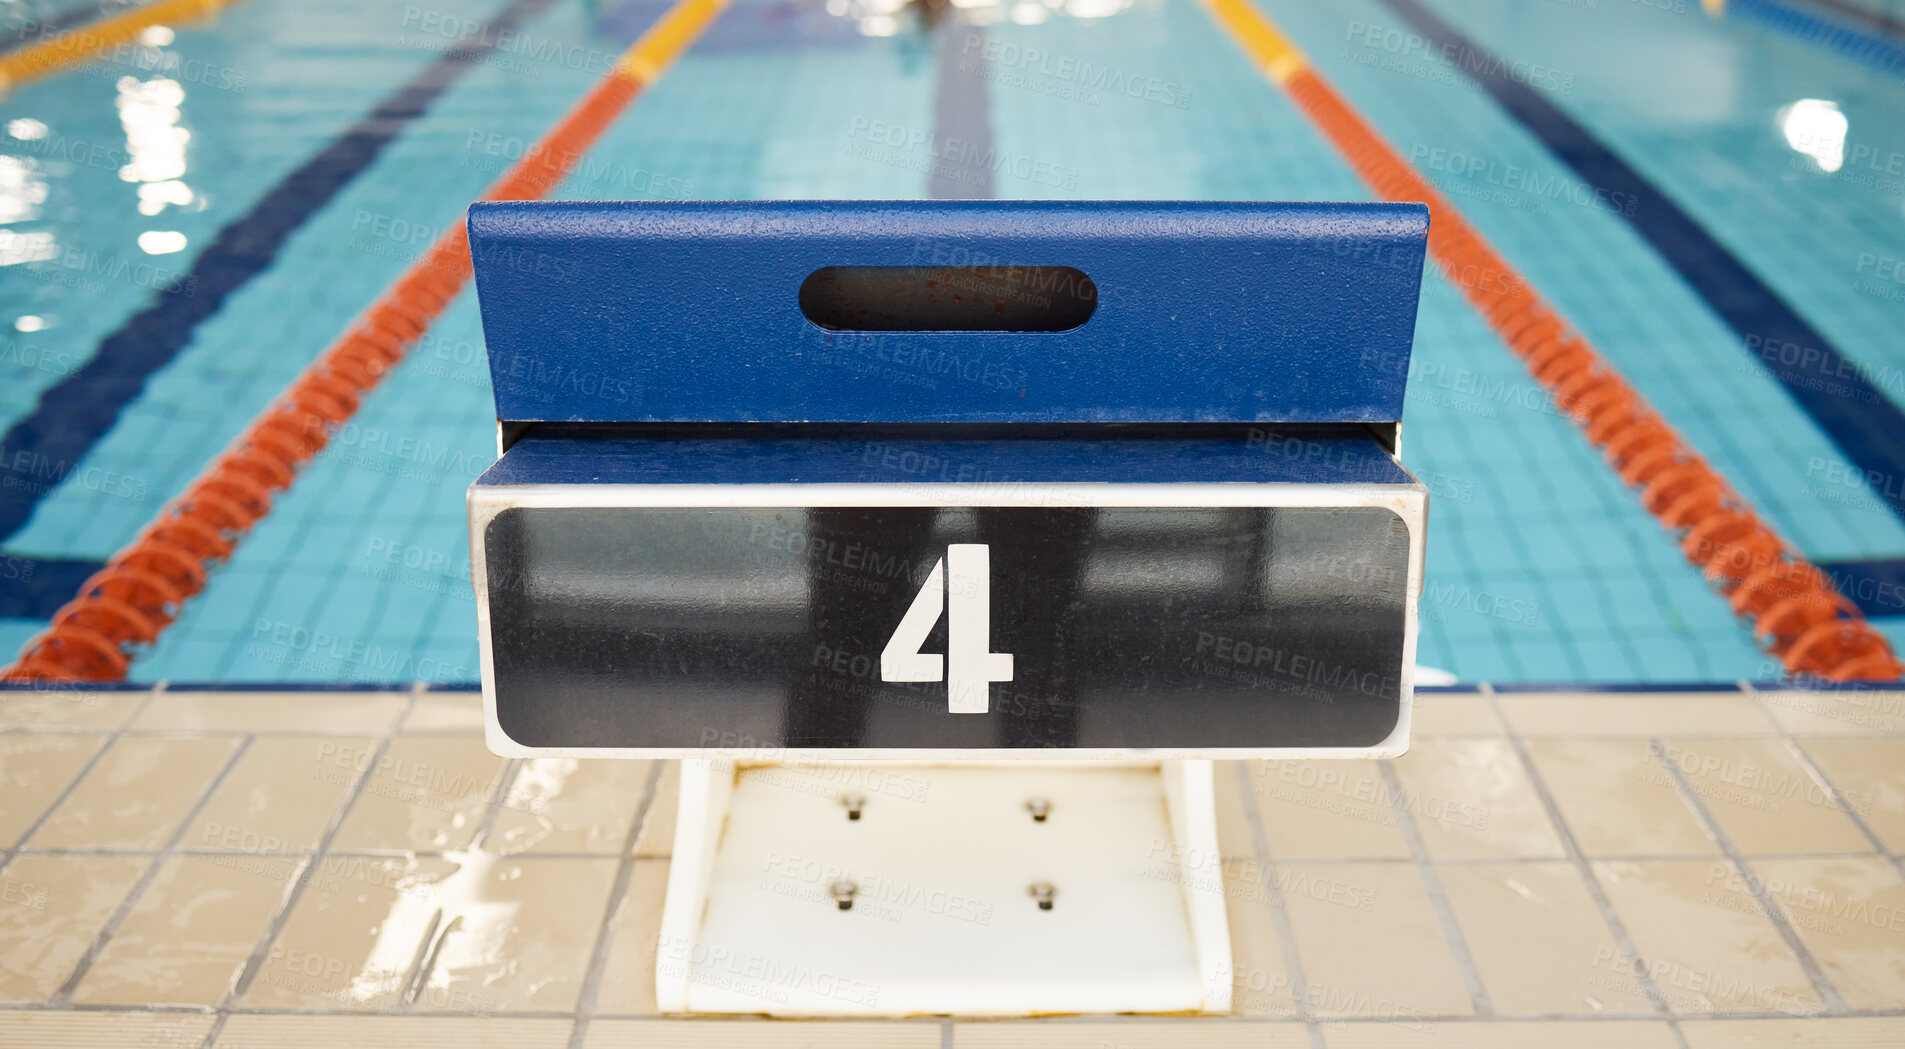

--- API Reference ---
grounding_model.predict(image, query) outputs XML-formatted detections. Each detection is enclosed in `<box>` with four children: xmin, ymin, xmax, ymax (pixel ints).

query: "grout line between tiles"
<box><xmin>1233</xmin><ymin>761</ymin><xmax>1325</xmax><ymax>1049</ymax></box>
<box><xmin>1739</xmin><ymin>681</ymin><xmax>1905</xmax><ymax>884</ymax></box>
<box><xmin>1</xmin><ymin>687</ymin><xmax>162</xmax><ymax>869</ymax></box>
<box><xmin>51</xmin><ymin>730</ymin><xmax>255</xmax><ymax>1003</ymax></box>
<box><xmin>566</xmin><ymin>758</ymin><xmax>667</xmax><ymax>1049</ymax></box>
<box><xmin>401</xmin><ymin>910</ymin><xmax>456</xmax><ymax>1012</ymax></box>
<box><xmin>1649</xmin><ymin>736</ymin><xmax>1850</xmax><ymax>1016</ymax></box>
<box><xmin>1480</xmin><ymin>683</ymin><xmax>1688</xmax><ymax>1047</ymax></box>
<box><xmin>470</xmin><ymin>758</ymin><xmax>525</xmax><ymax>852</ymax></box>
<box><xmin>199</xmin><ymin>685</ymin><xmax>422</xmax><ymax>1048</ymax></box>
<box><xmin>1375</xmin><ymin>758</ymin><xmax>1494</xmax><ymax>1017</ymax></box>
<box><xmin>1777</xmin><ymin>737</ymin><xmax>1905</xmax><ymax>882</ymax></box>
<box><xmin>396</xmin><ymin>751</ymin><xmax>529</xmax><ymax>1013</ymax></box>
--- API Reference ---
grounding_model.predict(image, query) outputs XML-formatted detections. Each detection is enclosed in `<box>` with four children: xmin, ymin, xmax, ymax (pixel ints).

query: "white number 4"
<box><xmin>880</xmin><ymin>544</ymin><xmax>1014</xmax><ymax>714</ymax></box>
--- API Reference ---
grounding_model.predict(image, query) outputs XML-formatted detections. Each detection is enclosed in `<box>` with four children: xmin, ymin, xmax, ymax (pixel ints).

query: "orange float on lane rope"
<box><xmin>1203</xmin><ymin>0</ymin><xmax>1899</xmax><ymax>681</ymax></box>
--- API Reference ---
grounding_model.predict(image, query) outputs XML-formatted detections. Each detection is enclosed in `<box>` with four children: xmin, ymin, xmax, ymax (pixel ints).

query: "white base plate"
<box><xmin>656</xmin><ymin>760</ymin><xmax>1231</xmax><ymax>1016</ymax></box>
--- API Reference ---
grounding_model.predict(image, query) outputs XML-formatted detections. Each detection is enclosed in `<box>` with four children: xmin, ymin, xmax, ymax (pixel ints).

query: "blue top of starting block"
<box><xmin>467</xmin><ymin>200</ymin><xmax>1427</xmax><ymax>425</ymax></box>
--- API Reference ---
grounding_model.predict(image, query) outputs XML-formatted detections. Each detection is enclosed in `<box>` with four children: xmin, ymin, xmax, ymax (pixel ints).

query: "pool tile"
<box><xmin>587</xmin><ymin>1020</ymin><xmax>940</xmax><ymax>1047</ymax></box>
<box><xmin>0</xmin><ymin>690</ymin><xmax>145</xmax><ymax>731</ymax></box>
<box><xmin>28</xmin><ymin>736</ymin><xmax>240</xmax><ymax>850</ymax></box>
<box><xmin>0</xmin><ymin>854</ymin><xmax>146</xmax><ymax>1003</ymax></box>
<box><xmin>1320</xmin><ymin>1022</ymin><xmax>1680</xmax><ymax>1047</ymax></box>
<box><xmin>1754</xmin><ymin>690</ymin><xmax>1905</xmax><ymax>737</ymax></box>
<box><xmin>1214</xmin><ymin>761</ymin><xmax>1254</xmax><ymax>860</ymax></box>
<box><xmin>1796</xmin><ymin>739</ymin><xmax>1905</xmax><ymax>852</ymax></box>
<box><xmin>593</xmin><ymin>859</ymin><xmax>670</xmax><ymax>1016</ymax></box>
<box><xmin>244</xmin><ymin>854</ymin><xmax>455</xmax><ymax>1012</ymax></box>
<box><xmin>183</xmin><ymin>736</ymin><xmax>371</xmax><ymax>854</ymax></box>
<box><xmin>330</xmin><ymin>736</ymin><xmax>508</xmax><ymax>852</ymax></box>
<box><xmin>1498</xmin><ymin>694</ymin><xmax>1776</xmax><ymax>738</ymax></box>
<box><xmin>0</xmin><ymin>734</ymin><xmax>103</xmax><ymax>848</ymax></box>
<box><xmin>634</xmin><ymin>761</ymin><xmax>680</xmax><ymax>858</ymax></box>
<box><xmin>1409</xmin><ymin>694</ymin><xmax>1503</xmax><ymax>736</ymax></box>
<box><xmin>214</xmin><ymin>1015</ymin><xmax>572</xmax><ymax>1048</ymax></box>
<box><xmin>403</xmin><ymin>691</ymin><xmax>486</xmax><ymax>733</ymax></box>
<box><xmin>1388</xmin><ymin>739</ymin><xmax>1564</xmax><ymax>860</ymax></box>
<box><xmin>1593</xmin><ymin>860</ymin><xmax>1826</xmax><ymax>1015</ymax></box>
<box><xmin>1437</xmin><ymin>861</ymin><xmax>1654</xmax><ymax>1015</ymax></box>
<box><xmin>131</xmin><ymin>690</ymin><xmax>405</xmax><ymax>733</ymax></box>
<box><xmin>416</xmin><ymin>854</ymin><xmax>619</xmax><ymax>1012</ymax></box>
<box><xmin>71</xmin><ymin>854</ymin><xmax>288</xmax><ymax>1006</ymax></box>
<box><xmin>1678</xmin><ymin>1017</ymin><xmax>1905</xmax><ymax>1047</ymax></box>
<box><xmin>955</xmin><ymin>1021</ymin><xmax>1309</xmax><ymax>1046</ymax></box>
<box><xmin>1658</xmin><ymin>739</ymin><xmax>1870</xmax><ymax>856</ymax></box>
<box><xmin>1224</xmin><ymin>860</ymin><xmax>1295</xmax><ymax>1017</ymax></box>
<box><xmin>0</xmin><ymin>1011</ymin><xmax>215</xmax><ymax>1049</ymax></box>
<box><xmin>1278</xmin><ymin>861</ymin><xmax>1472</xmax><ymax>1020</ymax></box>
<box><xmin>1247</xmin><ymin>760</ymin><xmax>1411</xmax><ymax>861</ymax></box>
<box><xmin>491</xmin><ymin>757</ymin><xmax>653</xmax><ymax>855</ymax></box>
<box><xmin>1748</xmin><ymin>857</ymin><xmax>1905</xmax><ymax>1011</ymax></box>
<box><xmin>1524</xmin><ymin>738</ymin><xmax>1717</xmax><ymax>857</ymax></box>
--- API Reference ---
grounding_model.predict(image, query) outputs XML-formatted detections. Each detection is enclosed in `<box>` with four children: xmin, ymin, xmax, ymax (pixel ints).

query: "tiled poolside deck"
<box><xmin>1</xmin><ymin>684</ymin><xmax>1902</xmax><ymax>1047</ymax></box>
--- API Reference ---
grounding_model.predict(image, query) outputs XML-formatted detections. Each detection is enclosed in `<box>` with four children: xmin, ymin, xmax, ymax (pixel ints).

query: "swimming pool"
<box><xmin>1</xmin><ymin>0</ymin><xmax>1902</xmax><ymax>684</ymax></box>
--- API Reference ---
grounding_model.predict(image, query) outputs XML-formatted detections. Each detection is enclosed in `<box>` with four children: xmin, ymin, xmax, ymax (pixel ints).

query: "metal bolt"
<box><xmin>841</xmin><ymin>793</ymin><xmax>867</xmax><ymax>821</ymax></box>
<box><xmin>1026</xmin><ymin>797</ymin><xmax>1052</xmax><ymax>822</ymax></box>
<box><xmin>829</xmin><ymin>879</ymin><xmax>858</xmax><ymax>910</ymax></box>
<box><xmin>1028</xmin><ymin>881</ymin><xmax>1056</xmax><ymax>910</ymax></box>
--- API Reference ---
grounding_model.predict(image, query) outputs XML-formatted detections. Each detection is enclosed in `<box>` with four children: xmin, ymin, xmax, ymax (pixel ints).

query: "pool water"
<box><xmin>1</xmin><ymin>0</ymin><xmax>1902</xmax><ymax>683</ymax></box>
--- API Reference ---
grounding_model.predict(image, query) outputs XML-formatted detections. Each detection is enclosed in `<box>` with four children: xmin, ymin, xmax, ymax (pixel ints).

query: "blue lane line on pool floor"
<box><xmin>1818</xmin><ymin>557</ymin><xmax>1905</xmax><ymax>619</ymax></box>
<box><xmin>0</xmin><ymin>0</ymin><xmax>565</xmax><ymax>554</ymax></box>
<box><xmin>0</xmin><ymin>0</ymin><xmax>586</xmax><ymax>622</ymax></box>
<box><xmin>0</xmin><ymin>557</ymin><xmax>103</xmax><ymax>619</ymax></box>
<box><xmin>929</xmin><ymin>12</ymin><xmax>994</xmax><ymax>199</ymax></box>
<box><xmin>0</xmin><ymin>0</ymin><xmax>688</xmax><ymax>628</ymax></box>
<box><xmin>1371</xmin><ymin>0</ymin><xmax>1905</xmax><ymax>603</ymax></box>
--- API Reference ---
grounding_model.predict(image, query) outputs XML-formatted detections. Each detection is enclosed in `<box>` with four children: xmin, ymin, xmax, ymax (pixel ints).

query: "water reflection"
<box><xmin>0</xmin><ymin>116</ymin><xmax>53</xmax><ymax>267</ymax></box>
<box><xmin>0</xmin><ymin>228</ymin><xmax>55</xmax><ymax>266</ymax></box>
<box><xmin>1779</xmin><ymin>98</ymin><xmax>1847</xmax><ymax>174</ymax></box>
<box><xmin>0</xmin><ymin>154</ymin><xmax>47</xmax><ymax>224</ymax></box>
<box><xmin>116</xmin><ymin>76</ymin><xmax>190</xmax><ymax>183</ymax></box>
<box><xmin>137</xmin><ymin>229</ymin><xmax>187</xmax><ymax>254</ymax></box>
<box><xmin>843</xmin><ymin>0</ymin><xmax>1132</xmax><ymax>37</ymax></box>
<box><xmin>116</xmin><ymin>65</ymin><xmax>198</xmax><ymax>262</ymax></box>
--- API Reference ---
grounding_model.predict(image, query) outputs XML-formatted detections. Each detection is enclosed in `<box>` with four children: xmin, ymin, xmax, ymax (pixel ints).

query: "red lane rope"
<box><xmin>1282</xmin><ymin>67</ymin><xmax>1900</xmax><ymax>681</ymax></box>
<box><xmin>2</xmin><ymin>27</ymin><xmax>686</xmax><ymax>681</ymax></box>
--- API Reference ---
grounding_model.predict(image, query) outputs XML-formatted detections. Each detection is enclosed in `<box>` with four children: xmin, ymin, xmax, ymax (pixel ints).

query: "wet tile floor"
<box><xmin>1</xmin><ymin>685</ymin><xmax>1903</xmax><ymax>1046</ymax></box>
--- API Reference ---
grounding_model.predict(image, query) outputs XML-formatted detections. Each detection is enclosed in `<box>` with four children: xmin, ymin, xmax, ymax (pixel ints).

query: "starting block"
<box><xmin>466</xmin><ymin>200</ymin><xmax>1430</xmax><ymax>1015</ymax></box>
